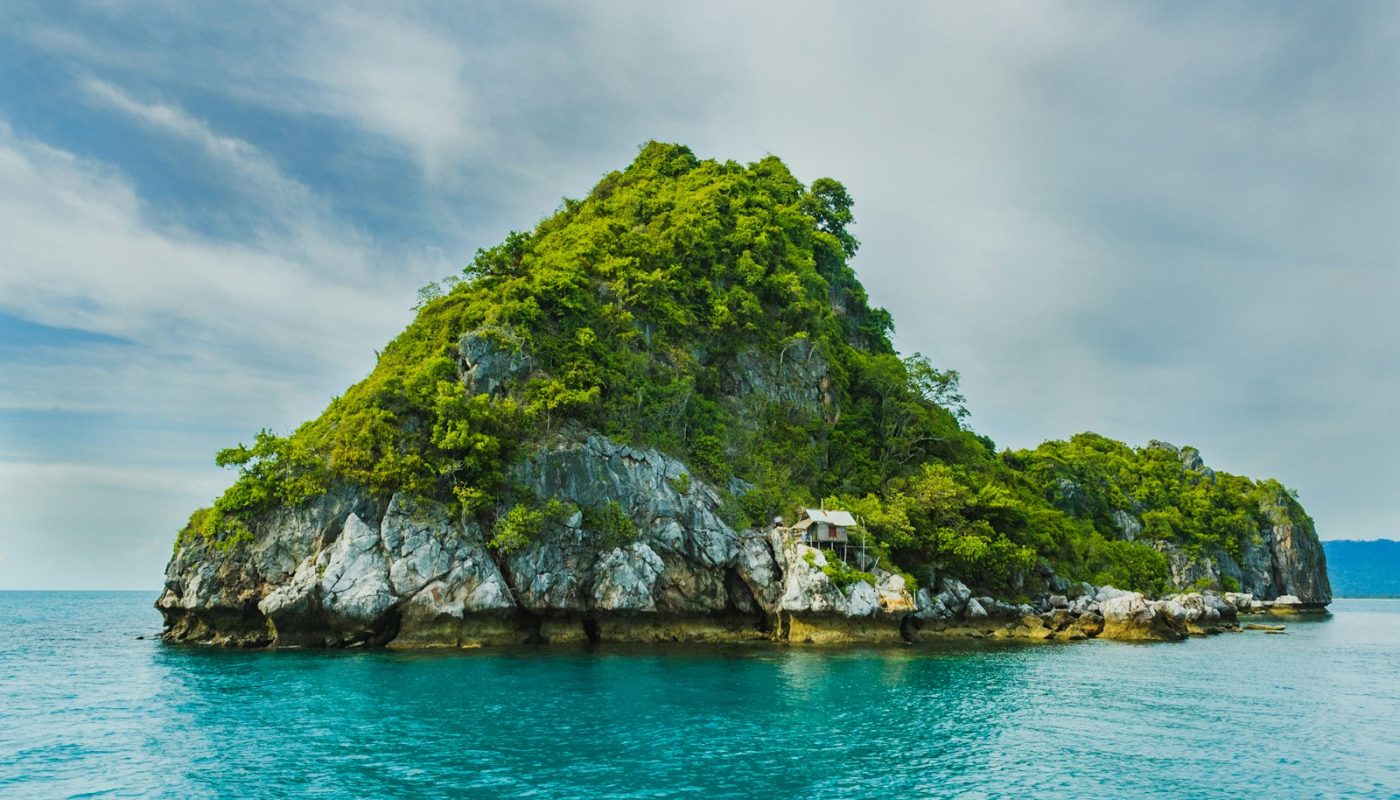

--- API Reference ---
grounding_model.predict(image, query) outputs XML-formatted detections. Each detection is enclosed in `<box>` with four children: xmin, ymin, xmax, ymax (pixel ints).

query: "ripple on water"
<box><xmin>0</xmin><ymin>594</ymin><xmax>1398</xmax><ymax>799</ymax></box>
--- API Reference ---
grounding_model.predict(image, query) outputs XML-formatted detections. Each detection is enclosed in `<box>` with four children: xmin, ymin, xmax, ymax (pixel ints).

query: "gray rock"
<box><xmin>318</xmin><ymin>513</ymin><xmax>395</xmax><ymax>625</ymax></box>
<box><xmin>1259</xmin><ymin>490</ymin><xmax>1332</xmax><ymax>604</ymax></box>
<box><xmin>1068</xmin><ymin>596</ymin><xmax>1099</xmax><ymax>616</ymax></box>
<box><xmin>975</xmin><ymin>597</ymin><xmax>1021</xmax><ymax>619</ymax></box>
<box><xmin>916</xmin><ymin>588</ymin><xmax>935</xmax><ymax>613</ymax></box>
<box><xmin>160</xmin><ymin>425</ymin><xmax>1330</xmax><ymax>647</ymax></box>
<box><xmin>591</xmin><ymin>544</ymin><xmax>665</xmax><ymax>611</ymax></box>
<box><xmin>1095</xmin><ymin>585</ymin><xmax>1131</xmax><ymax>603</ymax></box>
<box><xmin>937</xmin><ymin>578</ymin><xmax>972</xmax><ymax>615</ymax></box>
<box><xmin>964</xmin><ymin>598</ymin><xmax>988</xmax><ymax>620</ymax></box>
<box><xmin>846</xmin><ymin>581</ymin><xmax>880</xmax><ymax>617</ymax></box>
<box><xmin>730</xmin><ymin>338</ymin><xmax>829</xmax><ymax>417</ymax></box>
<box><xmin>1179</xmin><ymin>446</ymin><xmax>1205</xmax><ymax>472</ymax></box>
<box><xmin>1111</xmin><ymin>509</ymin><xmax>1142</xmax><ymax>541</ymax></box>
<box><xmin>459</xmin><ymin>328</ymin><xmax>532</xmax><ymax>397</ymax></box>
<box><xmin>1156</xmin><ymin>541</ymin><xmax>1221</xmax><ymax>592</ymax></box>
<box><xmin>1223</xmin><ymin>591</ymin><xmax>1263</xmax><ymax>613</ymax></box>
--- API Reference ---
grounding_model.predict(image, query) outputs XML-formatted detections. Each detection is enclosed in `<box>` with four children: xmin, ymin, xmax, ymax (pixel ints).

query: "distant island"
<box><xmin>157</xmin><ymin>143</ymin><xmax>1330</xmax><ymax>649</ymax></box>
<box><xmin>1323</xmin><ymin>540</ymin><xmax>1400</xmax><ymax>598</ymax></box>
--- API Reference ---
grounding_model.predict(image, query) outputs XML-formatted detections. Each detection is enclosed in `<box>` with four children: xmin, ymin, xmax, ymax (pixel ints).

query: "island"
<box><xmin>157</xmin><ymin>143</ymin><xmax>1330</xmax><ymax>648</ymax></box>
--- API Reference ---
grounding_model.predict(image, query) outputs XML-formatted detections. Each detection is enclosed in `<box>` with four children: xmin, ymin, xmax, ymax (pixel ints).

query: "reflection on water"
<box><xmin>2</xmin><ymin>593</ymin><xmax>1398</xmax><ymax>799</ymax></box>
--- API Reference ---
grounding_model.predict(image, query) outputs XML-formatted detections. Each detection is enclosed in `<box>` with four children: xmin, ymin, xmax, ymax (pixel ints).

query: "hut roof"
<box><xmin>799</xmin><ymin>508</ymin><xmax>857</xmax><ymax>527</ymax></box>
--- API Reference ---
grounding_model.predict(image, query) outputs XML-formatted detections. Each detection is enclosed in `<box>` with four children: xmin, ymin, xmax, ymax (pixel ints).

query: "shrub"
<box><xmin>668</xmin><ymin>472</ymin><xmax>692</xmax><ymax>495</ymax></box>
<box><xmin>805</xmin><ymin>549</ymin><xmax>875</xmax><ymax>591</ymax></box>
<box><xmin>584</xmin><ymin>500</ymin><xmax>638</xmax><ymax>550</ymax></box>
<box><xmin>489</xmin><ymin>500</ymin><xmax>573</xmax><ymax>555</ymax></box>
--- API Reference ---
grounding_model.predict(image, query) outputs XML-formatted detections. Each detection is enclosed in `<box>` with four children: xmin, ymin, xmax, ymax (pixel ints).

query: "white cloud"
<box><xmin>0</xmin><ymin>108</ymin><xmax>452</xmax><ymax>589</ymax></box>
<box><xmin>0</xmin><ymin>116</ymin><xmax>443</xmax><ymax>393</ymax></box>
<box><xmin>81</xmin><ymin>77</ymin><xmax>320</xmax><ymax>217</ymax></box>
<box><xmin>292</xmin><ymin>6</ymin><xmax>482</xmax><ymax>181</ymax></box>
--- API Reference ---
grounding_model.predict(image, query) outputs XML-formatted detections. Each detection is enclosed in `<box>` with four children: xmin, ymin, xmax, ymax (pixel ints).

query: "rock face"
<box><xmin>1258</xmin><ymin>494</ymin><xmax>1332</xmax><ymax>606</ymax></box>
<box><xmin>158</xmin><ymin>427</ymin><xmax>1329</xmax><ymax>646</ymax></box>
<box><xmin>1114</xmin><ymin>486</ymin><xmax>1331</xmax><ymax>607</ymax></box>
<box><xmin>158</xmin><ymin>431</ymin><xmax>916</xmax><ymax>647</ymax></box>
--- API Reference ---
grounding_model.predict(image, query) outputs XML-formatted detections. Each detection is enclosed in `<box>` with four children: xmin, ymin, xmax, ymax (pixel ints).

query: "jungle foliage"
<box><xmin>186</xmin><ymin>143</ymin><xmax>1300</xmax><ymax>597</ymax></box>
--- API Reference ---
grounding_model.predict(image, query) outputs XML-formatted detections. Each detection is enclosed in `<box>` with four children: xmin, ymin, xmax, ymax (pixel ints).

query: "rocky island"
<box><xmin>158</xmin><ymin>143</ymin><xmax>1330</xmax><ymax>648</ymax></box>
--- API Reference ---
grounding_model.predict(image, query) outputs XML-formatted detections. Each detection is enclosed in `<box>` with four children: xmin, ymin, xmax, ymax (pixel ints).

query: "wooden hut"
<box><xmin>792</xmin><ymin>507</ymin><xmax>856</xmax><ymax>545</ymax></box>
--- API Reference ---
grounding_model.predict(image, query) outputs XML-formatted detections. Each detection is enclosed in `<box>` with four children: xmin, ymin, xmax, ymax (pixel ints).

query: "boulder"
<box><xmin>1098</xmin><ymin>592</ymin><xmax>1188</xmax><ymax>641</ymax></box>
<box><xmin>974</xmin><ymin>596</ymin><xmax>1020</xmax><ymax>619</ymax></box>
<box><xmin>1095</xmin><ymin>585</ymin><xmax>1131</xmax><ymax>603</ymax></box>
<box><xmin>1265</xmin><ymin>595</ymin><xmax>1306</xmax><ymax>615</ymax></box>
<box><xmin>964</xmin><ymin>597</ymin><xmax>988</xmax><ymax>620</ymax></box>
<box><xmin>1068</xmin><ymin>596</ymin><xmax>1098</xmax><ymax>616</ymax></box>
<box><xmin>875</xmin><ymin>572</ymin><xmax>916</xmax><ymax>614</ymax></box>
<box><xmin>935</xmin><ymin>578</ymin><xmax>972</xmax><ymax>615</ymax></box>
<box><xmin>846</xmin><ymin>581</ymin><xmax>880</xmax><ymax>618</ymax></box>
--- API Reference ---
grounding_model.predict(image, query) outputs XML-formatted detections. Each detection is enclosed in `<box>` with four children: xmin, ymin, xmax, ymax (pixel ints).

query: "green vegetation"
<box><xmin>584</xmin><ymin>500</ymin><xmax>639</xmax><ymax>550</ymax></box>
<box><xmin>188</xmin><ymin>142</ymin><xmax>1304</xmax><ymax>598</ymax></box>
<box><xmin>1005</xmin><ymin>432</ymin><xmax>1308</xmax><ymax>590</ymax></box>
<box><xmin>488</xmin><ymin>499</ymin><xmax>575</xmax><ymax>555</ymax></box>
<box><xmin>668</xmin><ymin>473</ymin><xmax>692</xmax><ymax>496</ymax></box>
<box><xmin>804</xmin><ymin>550</ymin><xmax>876</xmax><ymax>591</ymax></box>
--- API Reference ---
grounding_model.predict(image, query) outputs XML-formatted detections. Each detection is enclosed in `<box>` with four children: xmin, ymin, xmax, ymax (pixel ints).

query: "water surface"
<box><xmin>2</xmin><ymin>592</ymin><xmax>1397</xmax><ymax>798</ymax></box>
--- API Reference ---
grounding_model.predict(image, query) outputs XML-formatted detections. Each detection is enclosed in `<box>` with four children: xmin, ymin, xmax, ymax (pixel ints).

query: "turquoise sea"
<box><xmin>1</xmin><ymin>593</ymin><xmax>1397</xmax><ymax>799</ymax></box>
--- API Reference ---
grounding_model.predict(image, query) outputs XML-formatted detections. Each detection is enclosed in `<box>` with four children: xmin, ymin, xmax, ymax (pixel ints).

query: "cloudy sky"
<box><xmin>1</xmin><ymin>2</ymin><xmax>1395</xmax><ymax>589</ymax></box>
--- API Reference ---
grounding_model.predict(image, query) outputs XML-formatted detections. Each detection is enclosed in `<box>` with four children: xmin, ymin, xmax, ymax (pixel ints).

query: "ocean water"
<box><xmin>1</xmin><ymin>593</ymin><xmax>1397</xmax><ymax>799</ymax></box>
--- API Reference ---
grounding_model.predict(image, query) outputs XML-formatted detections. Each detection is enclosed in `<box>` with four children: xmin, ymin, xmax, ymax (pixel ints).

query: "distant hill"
<box><xmin>1323</xmin><ymin>540</ymin><xmax>1400</xmax><ymax>598</ymax></box>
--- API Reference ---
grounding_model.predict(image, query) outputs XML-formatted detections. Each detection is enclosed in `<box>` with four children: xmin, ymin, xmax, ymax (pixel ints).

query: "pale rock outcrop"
<box><xmin>876</xmin><ymin>573</ymin><xmax>916</xmax><ymax>614</ymax></box>
<box><xmin>1098</xmin><ymin>591</ymin><xmax>1189</xmax><ymax>641</ymax></box>
<box><xmin>317</xmin><ymin>514</ymin><xmax>396</xmax><ymax>624</ymax></box>
<box><xmin>1112</xmin><ymin>509</ymin><xmax>1142</xmax><ymax>541</ymax></box>
<box><xmin>1161</xmin><ymin>592</ymin><xmax>1238</xmax><ymax>634</ymax></box>
<box><xmin>778</xmin><ymin>545</ymin><xmax>855</xmax><ymax>616</ymax></box>
<box><xmin>251</xmin><ymin>496</ymin><xmax>514</xmax><ymax>646</ymax></box>
<box><xmin>592</xmin><ymin>544</ymin><xmax>666</xmax><ymax>612</ymax></box>
<box><xmin>846</xmin><ymin>581</ymin><xmax>880</xmax><ymax>618</ymax></box>
<box><xmin>1095</xmin><ymin>585</ymin><xmax>1132</xmax><ymax>603</ymax></box>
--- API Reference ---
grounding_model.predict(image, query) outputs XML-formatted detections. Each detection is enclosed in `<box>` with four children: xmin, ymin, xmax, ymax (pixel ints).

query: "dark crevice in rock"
<box><xmin>899</xmin><ymin>613</ymin><xmax>920</xmax><ymax>644</ymax></box>
<box><xmin>364</xmin><ymin>606</ymin><xmax>402</xmax><ymax>648</ymax></box>
<box><xmin>724</xmin><ymin>567</ymin><xmax>758</xmax><ymax>613</ymax></box>
<box><xmin>519</xmin><ymin>610</ymin><xmax>546</xmax><ymax>644</ymax></box>
<box><xmin>581</xmin><ymin>617</ymin><xmax>601</xmax><ymax>644</ymax></box>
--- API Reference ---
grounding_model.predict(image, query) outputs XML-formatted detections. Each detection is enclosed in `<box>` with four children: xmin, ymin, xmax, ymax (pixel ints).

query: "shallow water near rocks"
<box><xmin>2</xmin><ymin>593</ymin><xmax>1397</xmax><ymax>799</ymax></box>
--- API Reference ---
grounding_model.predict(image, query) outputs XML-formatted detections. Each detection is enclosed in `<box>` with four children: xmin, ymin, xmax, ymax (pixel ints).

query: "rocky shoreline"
<box><xmin>158</xmin><ymin>432</ymin><xmax>1329</xmax><ymax>649</ymax></box>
